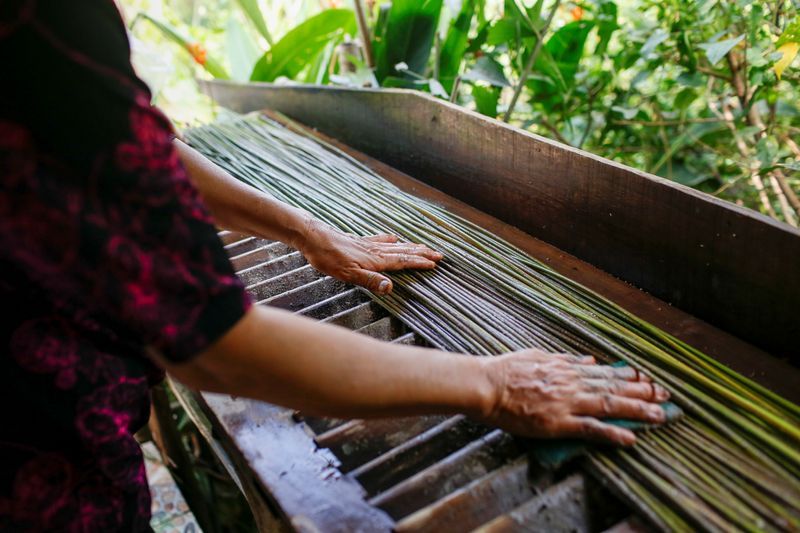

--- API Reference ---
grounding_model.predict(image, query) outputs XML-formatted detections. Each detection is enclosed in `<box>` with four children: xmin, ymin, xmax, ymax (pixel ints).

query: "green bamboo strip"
<box><xmin>185</xmin><ymin>115</ymin><xmax>800</xmax><ymax>532</ymax></box>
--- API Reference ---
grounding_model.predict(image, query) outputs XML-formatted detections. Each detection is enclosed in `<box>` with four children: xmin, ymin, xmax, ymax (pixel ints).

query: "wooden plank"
<box><xmin>297</xmin><ymin>287</ymin><xmax>367</xmax><ymax>320</ymax></box>
<box><xmin>247</xmin><ymin>265</ymin><xmax>323</xmax><ymax>302</ymax></box>
<box><xmin>200</xmin><ymin>81</ymin><xmax>800</xmax><ymax>360</ymax></box>
<box><xmin>350</xmin><ymin>416</ymin><xmax>492</xmax><ymax>496</ymax></box>
<box><xmin>323</xmin><ymin>300</ymin><xmax>387</xmax><ymax>330</ymax></box>
<box><xmin>370</xmin><ymin>430</ymin><xmax>522</xmax><ymax>520</ymax></box>
<box><xmin>223</xmin><ymin>235</ymin><xmax>263</xmax><ymax>256</ymax></box>
<box><xmin>230</xmin><ymin>241</ymin><xmax>295</xmax><ymax>271</ymax></box>
<box><xmin>315</xmin><ymin>416</ymin><xmax>449</xmax><ymax>472</ymax></box>
<box><xmin>472</xmin><ymin>474</ymin><xmax>591</xmax><ymax>533</ymax></box>
<box><xmin>263</xmin><ymin>276</ymin><xmax>349</xmax><ymax>311</ymax></box>
<box><xmin>471</xmin><ymin>471</ymin><xmax>630</xmax><ymax>533</ymax></box>
<box><xmin>354</xmin><ymin>315</ymin><xmax>404</xmax><ymax>341</ymax></box>
<box><xmin>262</xmin><ymin>107</ymin><xmax>800</xmax><ymax>402</ymax></box>
<box><xmin>197</xmin><ymin>393</ymin><xmax>394</xmax><ymax>532</ymax></box>
<box><xmin>393</xmin><ymin>458</ymin><xmax>551</xmax><ymax>533</ymax></box>
<box><xmin>239</xmin><ymin>251</ymin><xmax>307</xmax><ymax>288</ymax></box>
<box><xmin>602</xmin><ymin>517</ymin><xmax>651</xmax><ymax>533</ymax></box>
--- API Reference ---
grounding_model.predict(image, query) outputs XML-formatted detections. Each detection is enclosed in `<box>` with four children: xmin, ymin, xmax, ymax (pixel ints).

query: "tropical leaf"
<box><xmin>226</xmin><ymin>18</ymin><xmax>261</xmax><ymax>82</ymax></box>
<box><xmin>486</xmin><ymin>18</ymin><xmax>531</xmax><ymax>47</ymax></box>
<box><xmin>595</xmin><ymin>0</ymin><xmax>618</xmax><ymax>56</ymax></box>
<box><xmin>439</xmin><ymin>0</ymin><xmax>476</xmax><ymax>92</ymax></box>
<box><xmin>250</xmin><ymin>9</ymin><xmax>355</xmax><ymax>82</ymax></box>
<box><xmin>304</xmin><ymin>41</ymin><xmax>336</xmax><ymax>85</ymax></box>
<box><xmin>462</xmin><ymin>56</ymin><xmax>510</xmax><ymax>87</ymax></box>
<box><xmin>133</xmin><ymin>13</ymin><xmax>229</xmax><ymax>79</ymax></box>
<box><xmin>471</xmin><ymin>84</ymin><xmax>500</xmax><ymax>117</ymax></box>
<box><xmin>234</xmin><ymin>0</ymin><xmax>274</xmax><ymax>45</ymax></box>
<box><xmin>526</xmin><ymin>20</ymin><xmax>594</xmax><ymax>98</ymax></box>
<box><xmin>373</xmin><ymin>0</ymin><xmax>443</xmax><ymax>82</ymax></box>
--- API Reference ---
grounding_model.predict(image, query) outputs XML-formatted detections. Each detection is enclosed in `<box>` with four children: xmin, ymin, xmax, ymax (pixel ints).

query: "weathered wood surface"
<box><xmin>188</xmin><ymin>103</ymin><xmax>800</xmax><ymax>533</ymax></box>
<box><xmin>201</xmin><ymin>80</ymin><xmax>800</xmax><ymax>360</ymax></box>
<box><xmin>267</xmin><ymin>109</ymin><xmax>799</xmax><ymax>402</ymax></box>
<box><xmin>197</xmin><ymin>393</ymin><xmax>395</xmax><ymax>533</ymax></box>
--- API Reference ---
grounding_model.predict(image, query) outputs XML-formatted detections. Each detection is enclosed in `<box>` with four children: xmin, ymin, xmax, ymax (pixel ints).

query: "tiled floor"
<box><xmin>142</xmin><ymin>442</ymin><xmax>202</xmax><ymax>533</ymax></box>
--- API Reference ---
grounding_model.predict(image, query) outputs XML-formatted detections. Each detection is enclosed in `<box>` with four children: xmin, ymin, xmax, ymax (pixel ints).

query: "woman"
<box><xmin>0</xmin><ymin>1</ymin><xmax>668</xmax><ymax>530</ymax></box>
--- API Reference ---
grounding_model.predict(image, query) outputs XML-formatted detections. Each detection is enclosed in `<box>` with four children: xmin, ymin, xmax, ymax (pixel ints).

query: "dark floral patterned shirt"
<box><xmin>0</xmin><ymin>1</ymin><xmax>251</xmax><ymax>530</ymax></box>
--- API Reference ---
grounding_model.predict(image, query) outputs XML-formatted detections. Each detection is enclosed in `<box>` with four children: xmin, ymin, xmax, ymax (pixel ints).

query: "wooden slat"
<box><xmin>354</xmin><ymin>316</ymin><xmax>404</xmax><ymax>341</ymax></box>
<box><xmin>323</xmin><ymin>301</ymin><xmax>387</xmax><ymax>330</ymax></box>
<box><xmin>315</xmin><ymin>416</ymin><xmax>449</xmax><ymax>472</ymax></box>
<box><xmin>263</xmin><ymin>276</ymin><xmax>349</xmax><ymax>311</ymax></box>
<box><xmin>394</xmin><ymin>458</ymin><xmax>552</xmax><ymax>533</ymax></box>
<box><xmin>370</xmin><ymin>430</ymin><xmax>522</xmax><ymax>520</ymax></box>
<box><xmin>230</xmin><ymin>241</ymin><xmax>295</xmax><ymax>271</ymax></box>
<box><xmin>218</xmin><ymin>230</ymin><xmax>248</xmax><ymax>245</ymax></box>
<box><xmin>298</xmin><ymin>288</ymin><xmax>368</xmax><ymax>320</ymax></box>
<box><xmin>224</xmin><ymin>235</ymin><xmax>263</xmax><ymax>256</ymax></box>
<box><xmin>392</xmin><ymin>332</ymin><xmax>420</xmax><ymax>345</ymax></box>
<box><xmin>247</xmin><ymin>265</ymin><xmax>323</xmax><ymax>302</ymax></box>
<box><xmin>239</xmin><ymin>251</ymin><xmax>307</xmax><ymax>287</ymax></box>
<box><xmin>201</xmin><ymin>81</ymin><xmax>800</xmax><ymax>361</ymax></box>
<box><xmin>350</xmin><ymin>416</ymin><xmax>492</xmax><ymax>496</ymax></box>
<box><xmin>299</xmin><ymin>415</ymin><xmax>348</xmax><ymax>435</ymax></box>
<box><xmin>602</xmin><ymin>517</ymin><xmax>651</xmax><ymax>533</ymax></box>
<box><xmin>198</xmin><ymin>394</ymin><xmax>394</xmax><ymax>532</ymax></box>
<box><xmin>471</xmin><ymin>474</ymin><xmax>590</xmax><ymax>533</ymax></box>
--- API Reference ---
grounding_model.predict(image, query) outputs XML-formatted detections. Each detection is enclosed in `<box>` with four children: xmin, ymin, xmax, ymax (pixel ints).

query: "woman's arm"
<box><xmin>174</xmin><ymin>139</ymin><xmax>313</xmax><ymax>246</ymax></box>
<box><xmin>175</xmin><ymin>140</ymin><xmax>443</xmax><ymax>294</ymax></box>
<box><xmin>160</xmin><ymin>306</ymin><xmax>669</xmax><ymax>445</ymax></box>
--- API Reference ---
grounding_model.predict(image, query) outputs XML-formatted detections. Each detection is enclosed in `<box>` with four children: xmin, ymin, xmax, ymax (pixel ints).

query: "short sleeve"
<box><xmin>0</xmin><ymin>0</ymin><xmax>251</xmax><ymax>362</ymax></box>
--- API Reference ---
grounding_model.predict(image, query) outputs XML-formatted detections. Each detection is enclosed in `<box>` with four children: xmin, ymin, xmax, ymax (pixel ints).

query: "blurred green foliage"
<box><xmin>123</xmin><ymin>0</ymin><xmax>800</xmax><ymax>225</ymax></box>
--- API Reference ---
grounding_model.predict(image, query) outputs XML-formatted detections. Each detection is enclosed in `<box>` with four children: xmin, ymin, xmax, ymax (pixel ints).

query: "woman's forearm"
<box><xmin>175</xmin><ymin>139</ymin><xmax>312</xmax><ymax>247</ymax></box>
<box><xmin>162</xmin><ymin>305</ymin><xmax>495</xmax><ymax>419</ymax></box>
<box><xmin>160</xmin><ymin>305</ymin><xmax>667</xmax><ymax>445</ymax></box>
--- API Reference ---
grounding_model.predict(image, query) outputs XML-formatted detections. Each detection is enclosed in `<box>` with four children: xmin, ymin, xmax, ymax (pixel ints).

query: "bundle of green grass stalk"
<box><xmin>186</xmin><ymin>114</ymin><xmax>799</xmax><ymax>532</ymax></box>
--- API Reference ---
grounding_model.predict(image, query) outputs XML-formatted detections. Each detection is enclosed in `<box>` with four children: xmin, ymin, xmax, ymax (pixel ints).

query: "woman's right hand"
<box><xmin>479</xmin><ymin>349</ymin><xmax>670</xmax><ymax>445</ymax></box>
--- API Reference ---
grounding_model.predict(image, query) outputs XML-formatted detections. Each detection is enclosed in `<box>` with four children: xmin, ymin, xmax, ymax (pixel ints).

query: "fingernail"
<box><xmin>655</xmin><ymin>385</ymin><xmax>670</xmax><ymax>400</ymax></box>
<box><xmin>581</xmin><ymin>356</ymin><xmax>595</xmax><ymax>363</ymax></box>
<box><xmin>621</xmin><ymin>431</ymin><xmax>636</xmax><ymax>446</ymax></box>
<box><xmin>378</xmin><ymin>280</ymin><xmax>390</xmax><ymax>293</ymax></box>
<box><xmin>650</xmin><ymin>406</ymin><xmax>665</xmax><ymax>422</ymax></box>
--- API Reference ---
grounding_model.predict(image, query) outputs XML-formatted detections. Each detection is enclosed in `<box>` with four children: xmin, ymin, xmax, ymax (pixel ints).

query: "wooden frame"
<box><xmin>200</xmin><ymin>80</ymin><xmax>800</xmax><ymax>360</ymax></box>
<box><xmin>175</xmin><ymin>106</ymin><xmax>800</xmax><ymax>532</ymax></box>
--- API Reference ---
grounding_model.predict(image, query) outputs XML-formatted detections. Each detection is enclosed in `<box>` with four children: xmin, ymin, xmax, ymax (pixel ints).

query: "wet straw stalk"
<box><xmin>186</xmin><ymin>114</ymin><xmax>800</xmax><ymax>532</ymax></box>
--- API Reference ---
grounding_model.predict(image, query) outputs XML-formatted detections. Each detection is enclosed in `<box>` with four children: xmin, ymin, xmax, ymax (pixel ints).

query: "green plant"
<box><xmin>129</xmin><ymin>0</ymin><xmax>800</xmax><ymax>226</ymax></box>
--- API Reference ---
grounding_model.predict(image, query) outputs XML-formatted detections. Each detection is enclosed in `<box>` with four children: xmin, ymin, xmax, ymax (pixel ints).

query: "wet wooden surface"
<box><xmin>202</xmin><ymin>81</ymin><xmax>800</xmax><ymax>362</ymax></box>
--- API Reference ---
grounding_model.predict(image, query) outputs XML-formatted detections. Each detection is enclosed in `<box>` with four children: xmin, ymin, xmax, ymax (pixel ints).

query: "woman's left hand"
<box><xmin>297</xmin><ymin>220</ymin><xmax>443</xmax><ymax>294</ymax></box>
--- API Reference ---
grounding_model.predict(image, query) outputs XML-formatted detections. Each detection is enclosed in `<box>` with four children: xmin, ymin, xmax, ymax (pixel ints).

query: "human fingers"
<box><xmin>559</xmin><ymin>416</ymin><xmax>637</xmax><ymax>446</ymax></box>
<box><xmin>376</xmin><ymin>242</ymin><xmax>443</xmax><ymax>262</ymax></box>
<box><xmin>573</xmin><ymin>393</ymin><xmax>666</xmax><ymax>423</ymax></box>
<box><xmin>576</xmin><ymin>365</ymin><xmax>652</xmax><ymax>382</ymax></box>
<box><xmin>582</xmin><ymin>379</ymin><xmax>670</xmax><ymax>402</ymax></box>
<box><xmin>376</xmin><ymin>253</ymin><xmax>438</xmax><ymax>271</ymax></box>
<box><xmin>365</xmin><ymin>233</ymin><xmax>399</xmax><ymax>243</ymax></box>
<box><xmin>350</xmin><ymin>269</ymin><xmax>393</xmax><ymax>294</ymax></box>
<box><xmin>546</xmin><ymin>352</ymin><xmax>597</xmax><ymax>365</ymax></box>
